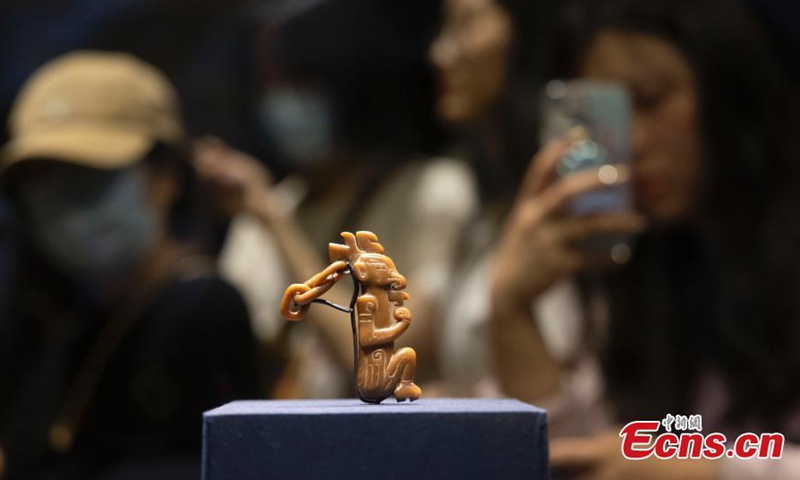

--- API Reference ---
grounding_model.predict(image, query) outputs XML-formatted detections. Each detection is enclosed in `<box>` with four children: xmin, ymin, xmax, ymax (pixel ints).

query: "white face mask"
<box><xmin>21</xmin><ymin>166</ymin><xmax>159</xmax><ymax>278</ymax></box>
<box><xmin>258</xmin><ymin>87</ymin><xmax>334</xmax><ymax>167</ymax></box>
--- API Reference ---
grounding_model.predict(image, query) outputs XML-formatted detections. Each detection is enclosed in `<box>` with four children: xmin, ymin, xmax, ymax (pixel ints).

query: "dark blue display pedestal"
<box><xmin>202</xmin><ymin>399</ymin><xmax>548</xmax><ymax>480</ymax></box>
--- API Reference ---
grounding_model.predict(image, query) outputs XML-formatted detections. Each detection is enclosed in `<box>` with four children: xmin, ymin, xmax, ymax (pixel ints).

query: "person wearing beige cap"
<box><xmin>0</xmin><ymin>51</ymin><xmax>258</xmax><ymax>480</ymax></box>
<box><xmin>1</xmin><ymin>50</ymin><xmax>188</xmax><ymax>278</ymax></box>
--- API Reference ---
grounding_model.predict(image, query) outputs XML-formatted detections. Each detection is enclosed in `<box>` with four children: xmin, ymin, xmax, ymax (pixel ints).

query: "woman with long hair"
<box><xmin>425</xmin><ymin>0</ymin><xmax>564</xmax><ymax>395</ymax></box>
<box><xmin>490</xmin><ymin>0</ymin><xmax>800</xmax><ymax>477</ymax></box>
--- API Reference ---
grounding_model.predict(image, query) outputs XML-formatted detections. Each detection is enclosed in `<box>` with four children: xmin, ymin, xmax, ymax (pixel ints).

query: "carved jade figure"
<box><xmin>280</xmin><ymin>231</ymin><xmax>421</xmax><ymax>404</ymax></box>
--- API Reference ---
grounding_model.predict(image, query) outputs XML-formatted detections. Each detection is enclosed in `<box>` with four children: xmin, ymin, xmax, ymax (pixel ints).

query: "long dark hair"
<box><xmin>560</xmin><ymin>0</ymin><xmax>800</xmax><ymax>431</ymax></box>
<box><xmin>496</xmin><ymin>0</ymin><xmax>559</xmax><ymax>196</ymax></box>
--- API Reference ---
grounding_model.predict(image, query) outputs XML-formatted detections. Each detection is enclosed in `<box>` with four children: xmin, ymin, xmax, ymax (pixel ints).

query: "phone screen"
<box><xmin>540</xmin><ymin>80</ymin><xmax>635</xmax><ymax>259</ymax></box>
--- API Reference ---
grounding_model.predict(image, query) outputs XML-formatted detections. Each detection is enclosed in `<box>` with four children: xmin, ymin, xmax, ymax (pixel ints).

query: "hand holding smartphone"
<box><xmin>491</xmin><ymin>80</ymin><xmax>645</xmax><ymax>304</ymax></box>
<box><xmin>540</xmin><ymin>80</ymin><xmax>637</xmax><ymax>262</ymax></box>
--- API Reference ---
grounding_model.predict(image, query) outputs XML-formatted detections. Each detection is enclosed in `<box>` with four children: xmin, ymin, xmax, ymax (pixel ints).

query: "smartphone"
<box><xmin>540</xmin><ymin>80</ymin><xmax>634</xmax><ymax>260</ymax></box>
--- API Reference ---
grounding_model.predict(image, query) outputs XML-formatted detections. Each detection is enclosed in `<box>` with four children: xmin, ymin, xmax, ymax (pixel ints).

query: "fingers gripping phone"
<box><xmin>540</xmin><ymin>80</ymin><xmax>634</xmax><ymax>261</ymax></box>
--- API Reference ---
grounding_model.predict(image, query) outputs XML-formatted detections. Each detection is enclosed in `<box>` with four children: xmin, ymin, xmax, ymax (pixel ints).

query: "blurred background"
<box><xmin>0</xmin><ymin>0</ymin><xmax>799</xmax><ymax>479</ymax></box>
<box><xmin>0</xmin><ymin>0</ymin><xmax>444</xmax><ymax>169</ymax></box>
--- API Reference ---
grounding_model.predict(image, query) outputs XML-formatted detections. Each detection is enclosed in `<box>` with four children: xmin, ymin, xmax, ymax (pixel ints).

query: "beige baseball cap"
<box><xmin>1</xmin><ymin>51</ymin><xmax>184</xmax><ymax>174</ymax></box>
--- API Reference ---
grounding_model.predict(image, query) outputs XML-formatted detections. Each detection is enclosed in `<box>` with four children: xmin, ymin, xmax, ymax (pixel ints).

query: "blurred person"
<box><xmin>0</xmin><ymin>51</ymin><xmax>259</xmax><ymax>480</ymax></box>
<box><xmin>430</xmin><ymin>0</ymin><xmax>558</xmax><ymax>203</ymax></box>
<box><xmin>425</xmin><ymin>0</ymin><xmax>558</xmax><ymax>395</ymax></box>
<box><xmin>490</xmin><ymin>0</ymin><xmax>800</xmax><ymax>478</ymax></box>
